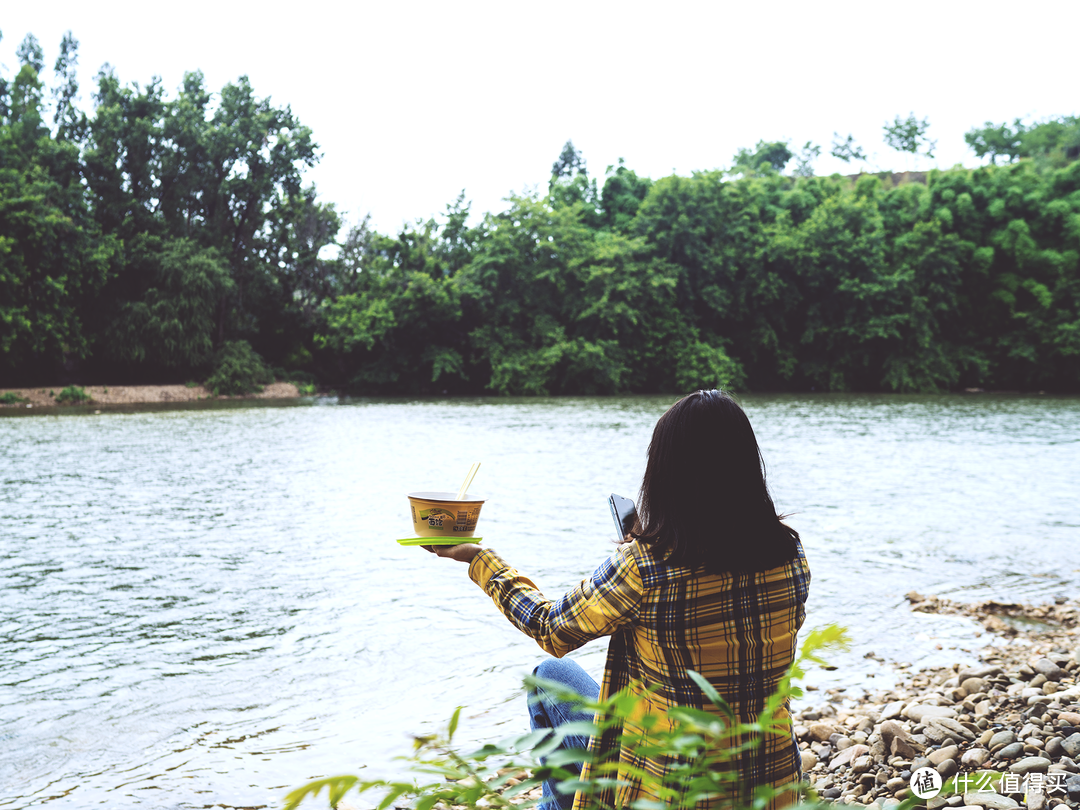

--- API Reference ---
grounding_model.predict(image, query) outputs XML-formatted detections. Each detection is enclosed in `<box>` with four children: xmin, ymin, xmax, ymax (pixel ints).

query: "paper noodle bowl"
<box><xmin>407</xmin><ymin>491</ymin><xmax>485</xmax><ymax>538</ymax></box>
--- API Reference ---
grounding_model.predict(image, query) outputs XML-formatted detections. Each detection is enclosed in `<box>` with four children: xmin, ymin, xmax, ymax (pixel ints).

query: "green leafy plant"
<box><xmin>185</xmin><ymin>381</ymin><xmax>198</xmax><ymax>388</ymax></box>
<box><xmin>0</xmin><ymin>392</ymin><xmax>28</xmax><ymax>404</ymax></box>
<box><xmin>204</xmin><ymin>340</ymin><xmax>274</xmax><ymax>396</ymax></box>
<box><xmin>54</xmin><ymin>385</ymin><xmax>91</xmax><ymax>404</ymax></box>
<box><xmin>285</xmin><ymin>625</ymin><xmax>872</xmax><ymax>810</ymax></box>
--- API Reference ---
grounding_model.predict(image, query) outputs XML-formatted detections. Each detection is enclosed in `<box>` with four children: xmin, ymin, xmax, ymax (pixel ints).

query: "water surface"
<box><xmin>2</xmin><ymin>394</ymin><xmax>1078</xmax><ymax>807</ymax></box>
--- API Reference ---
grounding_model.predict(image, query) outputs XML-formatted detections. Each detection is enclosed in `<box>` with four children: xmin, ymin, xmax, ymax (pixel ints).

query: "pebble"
<box><xmin>1011</xmin><ymin>755</ymin><xmax>1053</xmax><ymax>775</ymax></box>
<box><xmin>961</xmin><ymin>748</ymin><xmax>989</xmax><ymax>767</ymax></box>
<box><xmin>881</xmin><ymin>701</ymin><xmax>905</xmax><ymax>720</ymax></box>
<box><xmin>829</xmin><ymin>744</ymin><xmax>870</xmax><ymax>770</ymax></box>
<box><xmin>964</xmin><ymin>793</ymin><xmax>1019</xmax><ymax>810</ymax></box>
<box><xmin>904</xmin><ymin>704</ymin><xmax>958</xmax><ymax>723</ymax></box>
<box><xmin>808</xmin><ymin>722</ymin><xmax>838</xmax><ymax>742</ymax></box>
<box><xmin>1063</xmin><ymin>732</ymin><xmax>1080</xmax><ymax>759</ymax></box>
<box><xmin>997</xmin><ymin>742</ymin><xmax>1025</xmax><ymax>760</ymax></box>
<box><xmin>961</xmin><ymin>677</ymin><xmax>989</xmax><ymax>695</ymax></box>
<box><xmin>989</xmin><ymin>730</ymin><xmax>1017</xmax><ymax>752</ymax></box>
<box><xmin>931</xmin><ymin>716</ymin><xmax>976</xmax><ymax>741</ymax></box>
<box><xmin>929</xmin><ymin>745</ymin><xmax>960</xmax><ymax>765</ymax></box>
<box><xmin>1066</xmin><ymin>774</ymin><xmax>1080</xmax><ymax>801</ymax></box>
<box><xmin>885</xmin><ymin>776</ymin><xmax>906</xmax><ymax>792</ymax></box>
<box><xmin>937</xmin><ymin>758</ymin><xmax>958</xmax><ymax>778</ymax></box>
<box><xmin>787</xmin><ymin>595</ymin><xmax>1080</xmax><ymax>810</ymax></box>
<box><xmin>852</xmin><ymin>754</ymin><xmax>872</xmax><ymax>773</ymax></box>
<box><xmin>1034</xmin><ymin>658</ymin><xmax>1065</xmax><ymax>681</ymax></box>
<box><xmin>958</xmin><ymin>665</ymin><xmax>1003</xmax><ymax>682</ymax></box>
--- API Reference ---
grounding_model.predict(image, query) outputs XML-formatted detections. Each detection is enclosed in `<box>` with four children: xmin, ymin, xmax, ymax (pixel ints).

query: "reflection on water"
<box><xmin>1</xmin><ymin>394</ymin><xmax>1078</xmax><ymax>807</ymax></box>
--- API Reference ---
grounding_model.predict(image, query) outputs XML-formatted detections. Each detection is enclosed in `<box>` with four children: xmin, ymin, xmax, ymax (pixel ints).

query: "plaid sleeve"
<box><xmin>468</xmin><ymin>544</ymin><xmax>644</xmax><ymax>658</ymax></box>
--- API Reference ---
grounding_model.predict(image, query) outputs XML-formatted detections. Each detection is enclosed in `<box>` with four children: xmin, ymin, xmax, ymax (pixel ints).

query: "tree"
<box><xmin>549</xmin><ymin>139</ymin><xmax>598</xmax><ymax>216</ymax></box>
<box><xmin>551</xmin><ymin>139</ymin><xmax>586</xmax><ymax>180</ymax></box>
<box><xmin>731</xmin><ymin>140</ymin><xmax>793</xmax><ymax>175</ymax></box>
<box><xmin>103</xmin><ymin>237</ymin><xmax>235</xmax><ymax>369</ymax></box>
<box><xmin>792</xmin><ymin>142</ymin><xmax>821</xmax><ymax>177</ymax></box>
<box><xmin>884</xmin><ymin>113</ymin><xmax>936</xmax><ymax>159</ymax></box>
<box><xmin>52</xmin><ymin>31</ymin><xmax>85</xmax><ymax>141</ymax></box>
<box><xmin>830</xmin><ymin>133</ymin><xmax>866</xmax><ymax>163</ymax></box>
<box><xmin>0</xmin><ymin>55</ymin><xmax>120</xmax><ymax>378</ymax></box>
<box><xmin>599</xmin><ymin>159</ymin><xmax>652</xmax><ymax>232</ymax></box>
<box><xmin>15</xmin><ymin>34</ymin><xmax>44</xmax><ymax>75</ymax></box>
<box><xmin>964</xmin><ymin>119</ymin><xmax>1024</xmax><ymax>164</ymax></box>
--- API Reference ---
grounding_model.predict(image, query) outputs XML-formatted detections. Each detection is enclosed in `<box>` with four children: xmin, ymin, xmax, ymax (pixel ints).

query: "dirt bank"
<box><xmin>0</xmin><ymin>382</ymin><xmax>300</xmax><ymax>408</ymax></box>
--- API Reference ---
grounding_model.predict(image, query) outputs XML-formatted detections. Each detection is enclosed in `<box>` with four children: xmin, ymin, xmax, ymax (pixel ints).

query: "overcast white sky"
<box><xmin>3</xmin><ymin>0</ymin><xmax>1078</xmax><ymax>236</ymax></box>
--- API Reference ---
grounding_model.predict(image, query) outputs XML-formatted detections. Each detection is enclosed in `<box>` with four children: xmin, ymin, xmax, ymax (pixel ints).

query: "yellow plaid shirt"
<box><xmin>469</xmin><ymin>538</ymin><xmax>809</xmax><ymax>810</ymax></box>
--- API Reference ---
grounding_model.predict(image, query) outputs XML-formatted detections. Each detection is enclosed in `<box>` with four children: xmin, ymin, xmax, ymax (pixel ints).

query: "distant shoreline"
<box><xmin>0</xmin><ymin>382</ymin><xmax>301</xmax><ymax>409</ymax></box>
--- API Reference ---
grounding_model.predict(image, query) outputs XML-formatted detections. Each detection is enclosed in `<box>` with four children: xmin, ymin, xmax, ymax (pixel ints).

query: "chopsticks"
<box><xmin>456</xmin><ymin>462</ymin><xmax>481</xmax><ymax>500</ymax></box>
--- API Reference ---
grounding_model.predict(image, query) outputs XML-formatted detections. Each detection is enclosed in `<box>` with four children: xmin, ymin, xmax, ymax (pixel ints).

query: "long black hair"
<box><xmin>633</xmin><ymin>390</ymin><xmax>799</xmax><ymax>574</ymax></box>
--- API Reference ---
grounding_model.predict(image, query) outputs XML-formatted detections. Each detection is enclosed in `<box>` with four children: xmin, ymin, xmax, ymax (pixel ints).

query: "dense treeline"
<box><xmin>2</xmin><ymin>32</ymin><xmax>1079</xmax><ymax>393</ymax></box>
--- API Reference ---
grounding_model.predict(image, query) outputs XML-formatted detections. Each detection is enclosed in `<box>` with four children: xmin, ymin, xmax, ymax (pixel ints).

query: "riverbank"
<box><xmin>370</xmin><ymin>597</ymin><xmax>1080</xmax><ymax>810</ymax></box>
<box><xmin>793</xmin><ymin>594</ymin><xmax>1080</xmax><ymax>809</ymax></box>
<box><xmin>0</xmin><ymin>382</ymin><xmax>301</xmax><ymax>408</ymax></box>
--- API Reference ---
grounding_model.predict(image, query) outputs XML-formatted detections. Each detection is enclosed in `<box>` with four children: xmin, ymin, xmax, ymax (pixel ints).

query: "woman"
<box><xmin>426</xmin><ymin>390</ymin><xmax>810</xmax><ymax>810</ymax></box>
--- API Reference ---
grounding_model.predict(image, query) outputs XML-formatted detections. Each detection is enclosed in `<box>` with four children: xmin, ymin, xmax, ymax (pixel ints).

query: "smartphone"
<box><xmin>608</xmin><ymin>494</ymin><xmax>637</xmax><ymax>543</ymax></box>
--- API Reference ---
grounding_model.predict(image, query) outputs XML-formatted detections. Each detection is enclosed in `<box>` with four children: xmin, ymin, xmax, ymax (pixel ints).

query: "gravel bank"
<box><xmin>794</xmin><ymin>594</ymin><xmax>1080</xmax><ymax>810</ymax></box>
<box><xmin>1</xmin><ymin>382</ymin><xmax>300</xmax><ymax>408</ymax></box>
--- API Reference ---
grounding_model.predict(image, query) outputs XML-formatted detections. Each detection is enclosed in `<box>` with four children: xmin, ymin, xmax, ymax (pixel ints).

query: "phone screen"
<box><xmin>608</xmin><ymin>494</ymin><xmax>637</xmax><ymax>543</ymax></box>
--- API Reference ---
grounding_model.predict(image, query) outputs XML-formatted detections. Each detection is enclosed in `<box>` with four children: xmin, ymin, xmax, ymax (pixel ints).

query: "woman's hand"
<box><xmin>421</xmin><ymin>543</ymin><xmax>483</xmax><ymax>563</ymax></box>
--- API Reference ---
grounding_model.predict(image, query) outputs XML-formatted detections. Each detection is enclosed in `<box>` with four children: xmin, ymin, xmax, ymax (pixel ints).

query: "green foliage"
<box><xmin>731</xmin><ymin>140</ymin><xmax>794</xmax><ymax>175</ymax></box>
<box><xmin>0</xmin><ymin>392</ymin><xmax>28</xmax><ymax>404</ymax></box>
<box><xmin>0</xmin><ymin>49</ymin><xmax>121</xmax><ymax>377</ymax></box>
<box><xmin>965</xmin><ymin>116</ymin><xmax>1080</xmax><ymax>166</ymax></box>
<box><xmin>102</xmin><ymin>236</ymin><xmax>234</xmax><ymax>369</ymax></box>
<box><xmin>830</xmin><ymin>133</ymin><xmax>866</xmax><ymax>163</ymax></box>
<box><xmin>204</xmin><ymin>340</ymin><xmax>273</xmax><ymax>395</ymax></box>
<box><xmin>884</xmin><ymin>113</ymin><xmax>936</xmax><ymax>158</ymax></box>
<box><xmin>54</xmin><ymin>385</ymin><xmax>90</xmax><ymax>404</ymax></box>
<box><xmin>791</xmin><ymin>143</ymin><xmax>821</xmax><ymax>178</ymax></box>
<box><xmin>285</xmin><ymin>625</ymin><xmax>860</xmax><ymax>810</ymax></box>
<box><xmin>600</xmin><ymin>159</ymin><xmax>652</xmax><ymax>232</ymax></box>
<box><xmin>0</xmin><ymin>32</ymin><xmax>1078</xmax><ymax>394</ymax></box>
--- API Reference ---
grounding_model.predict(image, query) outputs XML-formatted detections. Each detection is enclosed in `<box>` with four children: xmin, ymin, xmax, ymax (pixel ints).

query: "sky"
<box><xmin>2</xmin><ymin>0</ymin><xmax>1078</xmax><ymax>236</ymax></box>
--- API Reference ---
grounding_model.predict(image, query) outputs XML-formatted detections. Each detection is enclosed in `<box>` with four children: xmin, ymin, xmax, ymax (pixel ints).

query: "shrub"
<box><xmin>55</xmin><ymin>386</ymin><xmax>91</xmax><ymax>404</ymax></box>
<box><xmin>285</xmin><ymin>625</ymin><xmax>852</xmax><ymax>810</ymax></box>
<box><xmin>0</xmin><ymin>392</ymin><xmax>28</xmax><ymax>404</ymax></box>
<box><xmin>204</xmin><ymin>341</ymin><xmax>274</xmax><ymax>396</ymax></box>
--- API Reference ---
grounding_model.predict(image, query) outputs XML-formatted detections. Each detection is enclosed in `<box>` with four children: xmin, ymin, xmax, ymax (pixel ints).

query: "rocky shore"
<box><xmin>335</xmin><ymin>595</ymin><xmax>1080</xmax><ymax>810</ymax></box>
<box><xmin>793</xmin><ymin>594</ymin><xmax>1080</xmax><ymax>810</ymax></box>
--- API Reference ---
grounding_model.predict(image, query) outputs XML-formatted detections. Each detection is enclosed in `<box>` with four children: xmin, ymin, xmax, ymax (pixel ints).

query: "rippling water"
<box><xmin>2</xmin><ymin>394</ymin><xmax>1078</xmax><ymax>808</ymax></box>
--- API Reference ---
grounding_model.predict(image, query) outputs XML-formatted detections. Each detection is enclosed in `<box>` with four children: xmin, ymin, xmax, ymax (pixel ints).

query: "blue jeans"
<box><xmin>527</xmin><ymin>658</ymin><xmax>600</xmax><ymax>810</ymax></box>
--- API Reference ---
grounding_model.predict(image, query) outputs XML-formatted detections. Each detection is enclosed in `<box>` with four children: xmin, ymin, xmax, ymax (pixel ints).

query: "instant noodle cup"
<box><xmin>406</xmin><ymin>491</ymin><xmax>485</xmax><ymax>540</ymax></box>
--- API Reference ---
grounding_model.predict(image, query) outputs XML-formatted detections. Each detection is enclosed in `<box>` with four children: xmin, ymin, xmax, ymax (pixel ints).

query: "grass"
<box><xmin>54</xmin><ymin>385</ymin><xmax>92</xmax><ymax>404</ymax></box>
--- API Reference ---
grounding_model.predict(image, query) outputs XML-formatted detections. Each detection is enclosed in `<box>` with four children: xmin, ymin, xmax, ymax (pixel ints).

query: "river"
<box><xmin>2</xmin><ymin>394</ymin><xmax>1078</xmax><ymax>808</ymax></box>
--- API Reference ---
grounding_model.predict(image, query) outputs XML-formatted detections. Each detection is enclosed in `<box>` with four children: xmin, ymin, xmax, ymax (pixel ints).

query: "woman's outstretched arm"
<box><xmin>424</xmin><ymin>543</ymin><xmax>644</xmax><ymax>657</ymax></box>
